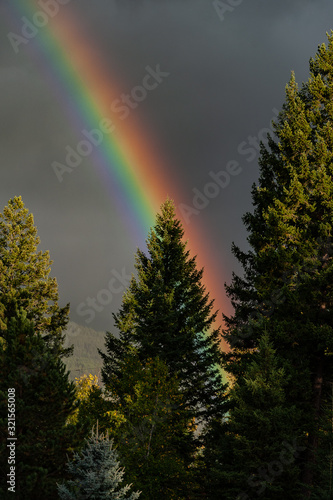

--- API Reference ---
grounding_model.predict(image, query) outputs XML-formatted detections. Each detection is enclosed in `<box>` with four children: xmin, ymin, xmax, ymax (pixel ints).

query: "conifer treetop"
<box><xmin>102</xmin><ymin>198</ymin><xmax>226</xmax><ymax>422</ymax></box>
<box><xmin>58</xmin><ymin>428</ymin><xmax>141</xmax><ymax>500</ymax></box>
<box><xmin>0</xmin><ymin>196</ymin><xmax>69</xmax><ymax>349</ymax></box>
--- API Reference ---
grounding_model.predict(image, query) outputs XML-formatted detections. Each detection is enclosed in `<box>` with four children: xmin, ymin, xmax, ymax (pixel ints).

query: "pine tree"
<box><xmin>105</xmin><ymin>355</ymin><xmax>197</xmax><ymax>500</ymax></box>
<box><xmin>223</xmin><ymin>32</ymin><xmax>333</xmax><ymax>496</ymax></box>
<box><xmin>0</xmin><ymin>308</ymin><xmax>77</xmax><ymax>500</ymax></box>
<box><xmin>204</xmin><ymin>331</ymin><xmax>302</xmax><ymax>499</ymax></box>
<box><xmin>0</xmin><ymin>196</ymin><xmax>70</xmax><ymax>356</ymax></box>
<box><xmin>57</xmin><ymin>428</ymin><xmax>141</xmax><ymax>500</ymax></box>
<box><xmin>101</xmin><ymin>199</ymin><xmax>226</xmax><ymax>422</ymax></box>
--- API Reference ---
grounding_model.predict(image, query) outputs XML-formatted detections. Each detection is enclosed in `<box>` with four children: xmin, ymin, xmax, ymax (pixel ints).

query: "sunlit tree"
<box><xmin>223</xmin><ymin>32</ymin><xmax>333</xmax><ymax>496</ymax></box>
<box><xmin>101</xmin><ymin>199</ymin><xmax>226</xmax><ymax>423</ymax></box>
<box><xmin>0</xmin><ymin>196</ymin><xmax>70</xmax><ymax>356</ymax></box>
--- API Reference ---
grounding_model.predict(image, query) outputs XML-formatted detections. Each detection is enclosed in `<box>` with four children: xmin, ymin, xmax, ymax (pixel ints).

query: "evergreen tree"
<box><xmin>204</xmin><ymin>332</ymin><xmax>302</xmax><ymax>499</ymax></box>
<box><xmin>57</xmin><ymin>428</ymin><xmax>141</xmax><ymax>500</ymax></box>
<box><xmin>67</xmin><ymin>374</ymin><xmax>114</xmax><ymax>438</ymax></box>
<box><xmin>0</xmin><ymin>196</ymin><xmax>70</xmax><ymax>356</ymax></box>
<box><xmin>0</xmin><ymin>308</ymin><xmax>77</xmax><ymax>500</ymax></box>
<box><xmin>223</xmin><ymin>32</ymin><xmax>333</xmax><ymax>496</ymax></box>
<box><xmin>105</xmin><ymin>355</ymin><xmax>197</xmax><ymax>500</ymax></box>
<box><xmin>101</xmin><ymin>199</ymin><xmax>226</xmax><ymax>423</ymax></box>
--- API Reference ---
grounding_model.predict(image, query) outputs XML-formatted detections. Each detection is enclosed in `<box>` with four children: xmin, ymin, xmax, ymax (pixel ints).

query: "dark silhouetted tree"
<box><xmin>204</xmin><ymin>331</ymin><xmax>302</xmax><ymax>499</ymax></box>
<box><xmin>0</xmin><ymin>309</ymin><xmax>77</xmax><ymax>500</ymax></box>
<box><xmin>222</xmin><ymin>32</ymin><xmax>333</xmax><ymax>497</ymax></box>
<box><xmin>101</xmin><ymin>199</ymin><xmax>226</xmax><ymax>423</ymax></box>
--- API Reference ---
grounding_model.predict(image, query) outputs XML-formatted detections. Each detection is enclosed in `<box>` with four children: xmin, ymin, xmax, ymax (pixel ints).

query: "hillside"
<box><xmin>63</xmin><ymin>321</ymin><xmax>107</xmax><ymax>380</ymax></box>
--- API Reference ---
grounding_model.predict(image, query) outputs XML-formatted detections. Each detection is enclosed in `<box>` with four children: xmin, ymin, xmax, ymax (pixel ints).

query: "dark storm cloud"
<box><xmin>1</xmin><ymin>0</ymin><xmax>333</xmax><ymax>329</ymax></box>
<box><xmin>77</xmin><ymin>0</ymin><xmax>330</xmax><ymax>174</ymax></box>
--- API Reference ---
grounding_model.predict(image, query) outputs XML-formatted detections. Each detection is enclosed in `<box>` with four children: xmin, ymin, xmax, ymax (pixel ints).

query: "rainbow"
<box><xmin>6</xmin><ymin>0</ymin><xmax>231</xmax><ymax>355</ymax></box>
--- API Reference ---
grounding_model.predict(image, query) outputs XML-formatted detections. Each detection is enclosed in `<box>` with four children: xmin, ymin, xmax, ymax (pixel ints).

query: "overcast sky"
<box><xmin>1</xmin><ymin>0</ymin><xmax>333</xmax><ymax>332</ymax></box>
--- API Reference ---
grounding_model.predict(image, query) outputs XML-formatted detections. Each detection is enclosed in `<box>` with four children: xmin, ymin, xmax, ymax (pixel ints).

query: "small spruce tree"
<box><xmin>57</xmin><ymin>428</ymin><xmax>141</xmax><ymax>500</ymax></box>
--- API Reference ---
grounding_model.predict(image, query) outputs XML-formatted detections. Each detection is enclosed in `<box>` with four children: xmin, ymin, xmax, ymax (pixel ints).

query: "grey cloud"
<box><xmin>0</xmin><ymin>0</ymin><xmax>333</xmax><ymax>329</ymax></box>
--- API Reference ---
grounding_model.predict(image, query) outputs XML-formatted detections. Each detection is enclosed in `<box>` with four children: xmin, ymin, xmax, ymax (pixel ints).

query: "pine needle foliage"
<box><xmin>101</xmin><ymin>199</ymin><xmax>226</xmax><ymax>422</ymax></box>
<box><xmin>0</xmin><ymin>196</ymin><xmax>70</xmax><ymax>356</ymax></box>
<box><xmin>0</xmin><ymin>308</ymin><xmax>77</xmax><ymax>500</ymax></box>
<box><xmin>222</xmin><ymin>32</ymin><xmax>333</xmax><ymax>495</ymax></box>
<box><xmin>58</xmin><ymin>428</ymin><xmax>141</xmax><ymax>500</ymax></box>
<box><xmin>205</xmin><ymin>332</ymin><xmax>302</xmax><ymax>499</ymax></box>
<box><xmin>104</xmin><ymin>355</ymin><xmax>197</xmax><ymax>500</ymax></box>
